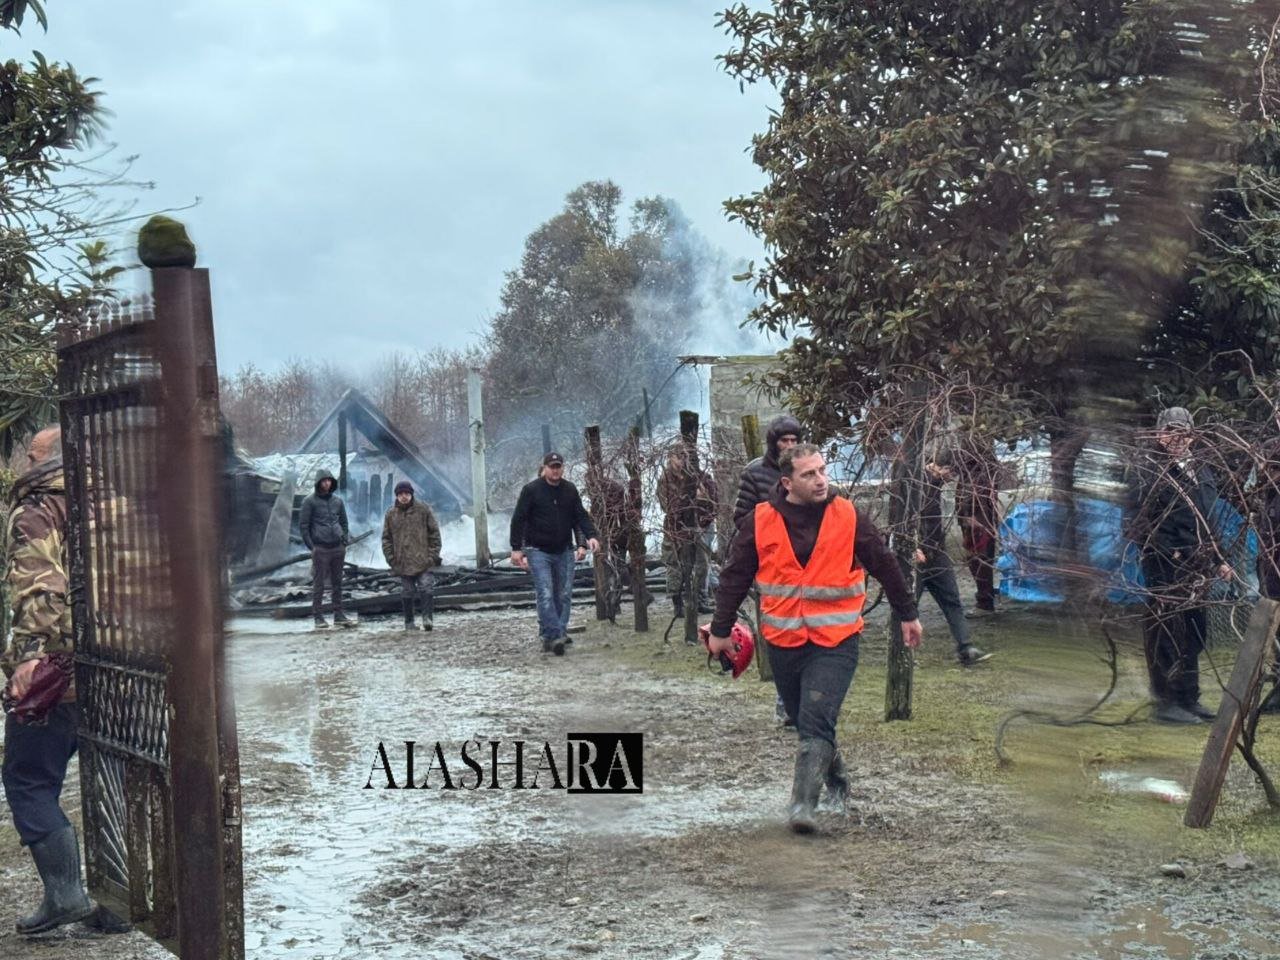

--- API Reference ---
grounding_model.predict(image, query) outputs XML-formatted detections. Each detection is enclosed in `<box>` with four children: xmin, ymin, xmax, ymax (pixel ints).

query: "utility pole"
<box><xmin>467</xmin><ymin>368</ymin><xmax>491</xmax><ymax>567</ymax></box>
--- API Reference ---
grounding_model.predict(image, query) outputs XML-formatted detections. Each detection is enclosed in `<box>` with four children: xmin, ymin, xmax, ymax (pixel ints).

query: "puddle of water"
<box><xmin>227</xmin><ymin>620</ymin><xmax>776</xmax><ymax>958</ymax></box>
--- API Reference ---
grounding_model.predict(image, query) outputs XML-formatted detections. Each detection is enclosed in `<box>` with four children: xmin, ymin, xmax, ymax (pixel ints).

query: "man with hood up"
<box><xmin>733</xmin><ymin>415</ymin><xmax>804</xmax><ymax>527</ymax></box>
<box><xmin>299</xmin><ymin>468</ymin><xmax>352</xmax><ymax>628</ymax></box>
<box><xmin>382</xmin><ymin>480</ymin><xmax>442</xmax><ymax>632</ymax></box>
<box><xmin>2</xmin><ymin>426</ymin><xmax>95</xmax><ymax>934</ymax></box>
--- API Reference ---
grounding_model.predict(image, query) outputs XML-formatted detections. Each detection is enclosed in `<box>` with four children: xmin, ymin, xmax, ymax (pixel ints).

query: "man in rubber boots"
<box><xmin>1</xmin><ymin>426</ymin><xmax>94</xmax><ymax>934</ymax></box>
<box><xmin>707</xmin><ymin>444</ymin><xmax>924</xmax><ymax>833</ymax></box>
<box><xmin>382</xmin><ymin>480</ymin><xmax>442</xmax><ymax>631</ymax></box>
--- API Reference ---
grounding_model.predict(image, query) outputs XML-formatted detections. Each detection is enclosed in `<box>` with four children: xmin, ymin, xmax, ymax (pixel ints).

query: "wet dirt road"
<box><xmin>228</xmin><ymin>608</ymin><xmax>1280</xmax><ymax>960</ymax></box>
<box><xmin>3</xmin><ymin>603</ymin><xmax>1279</xmax><ymax>958</ymax></box>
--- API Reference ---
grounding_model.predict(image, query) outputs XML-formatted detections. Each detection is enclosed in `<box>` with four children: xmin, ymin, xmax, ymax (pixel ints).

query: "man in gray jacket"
<box><xmin>382</xmin><ymin>481</ymin><xmax>442</xmax><ymax>631</ymax></box>
<box><xmin>299</xmin><ymin>468</ymin><xmax>352</xmax><ymax>628</ymax></box>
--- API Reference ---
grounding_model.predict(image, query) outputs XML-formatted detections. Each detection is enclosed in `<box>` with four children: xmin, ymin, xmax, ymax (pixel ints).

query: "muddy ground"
<box><xmin>2</xmin><ymin>593</ymin><xmax>1279</xmax><ymax>959</ymax></box>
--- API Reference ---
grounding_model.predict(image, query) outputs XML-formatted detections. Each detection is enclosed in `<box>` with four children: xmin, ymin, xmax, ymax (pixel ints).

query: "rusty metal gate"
<box><xmin>57</xmin><ymin>266</ymin><xmax>243</xmax><ymax>959</ymax></box>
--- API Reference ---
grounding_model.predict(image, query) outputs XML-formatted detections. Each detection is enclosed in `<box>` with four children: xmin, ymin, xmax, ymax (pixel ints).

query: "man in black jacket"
<box><xmin>732</xmin><ymin>415</ymin><xmax>804</xmax><ymax>526</ymax></box>
<box><xmin>1129</xmin><ymin>407</ymin><xmax>1231</xmax><ymax>724</ymax></box>
<box><xmin>299</xmin><ymin>468</ymin><xmax>352</xmax><ymax>629</ymax></box>
<box><xmin>510</xmin><ymin>452</ymin><xmax>599</xmax><ymax>655</ymax></box>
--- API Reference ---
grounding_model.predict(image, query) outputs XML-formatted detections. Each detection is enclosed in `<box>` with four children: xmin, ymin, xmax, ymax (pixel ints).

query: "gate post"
<box><xmin>150</xmin><ymin>266</ymin><xmax>240</xmax><ymax>959</ymax></box>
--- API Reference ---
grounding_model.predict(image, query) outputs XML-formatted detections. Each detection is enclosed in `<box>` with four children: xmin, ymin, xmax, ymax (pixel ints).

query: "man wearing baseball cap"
<box><xmin>510</xmin><ymin>452</ymin><xmax>600</xmax><ymax>655</ymax></box>
<box><xmin>1129</xmin><ymin>406</ymin><xmax>1232</xmax><ymax>724</ymax></box>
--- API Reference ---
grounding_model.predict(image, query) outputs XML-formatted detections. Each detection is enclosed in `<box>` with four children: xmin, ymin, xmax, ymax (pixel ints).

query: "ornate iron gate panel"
<box><xmin>57</xmin><ymin>266</ymin><xmax>243</xmax><ymax>959</ymax></box>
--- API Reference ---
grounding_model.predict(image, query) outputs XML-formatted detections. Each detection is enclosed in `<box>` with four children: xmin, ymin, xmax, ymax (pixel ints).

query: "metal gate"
<box><xmin>57</xmin><ymin>266</ymin><xmax>243</xmax><ymax>958</ymax></box>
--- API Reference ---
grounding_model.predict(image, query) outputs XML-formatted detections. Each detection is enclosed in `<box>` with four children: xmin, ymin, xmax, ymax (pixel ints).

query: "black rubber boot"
<box><xmin>16</xmin><ymin>826</ymin><xmax>92</xmax><ymax>935</ymax></box>
<box><xmin>787</xmin><ymin>738</ymin><xmax>834</xmax><ymax>834</ymax></box>
<box><xmin>402</xmin><ymin>598</ymin><xmax>415</xmax><ymax>631</ymax></box>
<box><xmin>824</xmin><ymin>750</ymin><xmax>850</xmax><ymax>813</ymax></box>
<box><xmin>420</xmin><ymin>592</ymin><xmax>434</xmax><ymax>632</ymax></box>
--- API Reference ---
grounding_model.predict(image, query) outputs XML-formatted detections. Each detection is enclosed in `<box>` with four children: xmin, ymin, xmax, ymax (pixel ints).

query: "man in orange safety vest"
<box><xmin>707</xmin><ymin>443</ymin><xmax>923</xmax><ymax>833</ymax></box>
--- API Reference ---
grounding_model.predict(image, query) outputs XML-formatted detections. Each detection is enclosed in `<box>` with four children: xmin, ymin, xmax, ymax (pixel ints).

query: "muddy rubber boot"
<box><xmin>787</xmin><ymin>738</ymin><xmax>834</xmax><ymax>835</ymax></box>
<box><xmin>16</xmin><ymin>826</ymin><xmax>92</xmax><ymax>935</ymax></box>
<box><xmin>332</xmin><ymin>611</ymin><xmax>355</xmax><ymax>628</ymax></box>
<box><xmin>824</xmin><ymin>750</ymin><xmax>850</xmax><ymax>813</ymax></box>
<box><xmin>420</xmin><ymin>593</ymin><xmax>434</xmax><ymax>632</ymax></box>
<box><xmin>402</xmin><ymin>598</ymin><xmax>415</xmax><ymax>632</ymax></box>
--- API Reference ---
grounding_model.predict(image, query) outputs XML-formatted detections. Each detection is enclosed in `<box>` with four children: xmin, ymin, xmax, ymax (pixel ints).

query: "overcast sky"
<box><xmin>41</xmin><ymin>1</ymin><xmax>776</xmax><ymax>375</ymax></box>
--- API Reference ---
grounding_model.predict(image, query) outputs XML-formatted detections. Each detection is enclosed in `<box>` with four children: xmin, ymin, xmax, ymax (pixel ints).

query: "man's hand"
<box><xmin>511</xmin><ymin>550</ymin><xmax>528</xmax><ymax>570</ymax></box>
<box><xmin>900</xmin><ymin>619</ymin><xmax>924</xmax><ymax>650</ymax></box>
<box><xmin>586</xmin><ymin>538</ymin><xmax>600</xmax><ymax>552</ymax></box>
<box><xmin>914</xmin><ymin>548</ymin><xmax>927</xmax><ymax>565</ymax></box>
<box><xmin>8</xmin><ymin>658</ymin><xmax>41</xmax><ymax>700</ymax></box>
<box><xmin>1218</xmin><ymin>562</ymin><xmax>1233</xmax><ymax>581</ymax></box>
<box><xmin>705</xmin><ymin>633</ymin><xmax>735</xmax><ymax>656</ymax></box>
<box><xmin>575</xmin><ymin>546</ymin><xmax>587</xmax><ymax>562</ymax></box>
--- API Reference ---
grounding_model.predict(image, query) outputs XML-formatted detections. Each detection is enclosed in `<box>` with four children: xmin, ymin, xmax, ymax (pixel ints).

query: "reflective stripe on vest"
<box><xmin>753</xmin><ymin>496</ymin><xmax>867</xmax><ymax>648</ymax></box>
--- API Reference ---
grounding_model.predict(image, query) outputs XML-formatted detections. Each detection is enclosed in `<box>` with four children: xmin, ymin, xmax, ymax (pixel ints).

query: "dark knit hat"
<box><xmin>394</xmin><ymin>480</ymin><xmax>413</xmax><ymax>495</ymax></box>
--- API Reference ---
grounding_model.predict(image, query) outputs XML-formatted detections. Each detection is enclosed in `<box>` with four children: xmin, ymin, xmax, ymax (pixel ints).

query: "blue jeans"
<box><xmin>528</xmin><ymin>547</ymin><xmax>575</xmax><ymax>641</ymax></box>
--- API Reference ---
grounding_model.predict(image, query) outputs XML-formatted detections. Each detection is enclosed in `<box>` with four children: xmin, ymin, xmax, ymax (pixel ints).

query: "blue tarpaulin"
<box><xmin>995</xmin><ymin>497</ymin><xmax>1258</xmax><ymax>605</ymax></box>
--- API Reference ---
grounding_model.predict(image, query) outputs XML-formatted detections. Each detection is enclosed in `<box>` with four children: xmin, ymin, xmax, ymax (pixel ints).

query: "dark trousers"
<box><xmin>311</xmin><ymin>544</ymin><xmax>346</xmax><ymax>617</ymax></box>
<box><xmin>963</xmin><ymin>526</ymin><xmax>996</xmax><ymax>609</ymax></box>
<box><xmin>400</xmin><ymin>570</ymin><xmax>434</xmax><ymax>619</ymax></box>
<box><xmin>1141</xmin><ymin>556</ymin><xmax>1207</xmax><ymax>706</ymax></box>
<box><xmin>916</xmin><ymin>558</ymin><xmax>971</xmax><ymax>652</ymax></box>
<box><xmin>2</xmin><ymin>703</ymin><xmax>79</xmax><ymax>845</ymax></box>
<box><xmin>769</xmin><ymin>638</ymin><xmax>860</xmax><ymax>746</ymax></box>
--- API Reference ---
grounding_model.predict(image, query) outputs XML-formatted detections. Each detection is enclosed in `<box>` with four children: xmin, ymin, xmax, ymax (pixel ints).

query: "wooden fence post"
<box><xmin>741</xmin><ymin>414</ymin><xmax>762</xmax><ymax>461</ymax></box>
<box><xmin>679</xmin><ymin>410</ymin><xmax>701</xmax><ymax>645</ymax></box>
<box><xmin>625</xmin><ymin>427</ymin><xmax>649</xmax><ymax>632</ymax></box>
<box><xmin>150</xmin><ymin>266</ymin><xmax>238</xmax><ymax>959</ymax></box>
<box><xmin>885</xmin><ymin>382</ymin><xmax>927</xmax><ymax>721</ymax></box>
<box><xmin>584</xmin><ymin>424</ymin><xmax>609</xmax><ymax>620</ymax></box>
<box><xmin>1185</xmin><ymin>598</ymin><xmax>1280</xmax><ymax>827</ymax></box>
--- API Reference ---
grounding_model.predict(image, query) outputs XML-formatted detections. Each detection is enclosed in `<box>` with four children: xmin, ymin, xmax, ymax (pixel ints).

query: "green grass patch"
<box><xmin>586</xmin><ymin>602</ymin><xmax>1280</xmax><ymax>864</ymax></box>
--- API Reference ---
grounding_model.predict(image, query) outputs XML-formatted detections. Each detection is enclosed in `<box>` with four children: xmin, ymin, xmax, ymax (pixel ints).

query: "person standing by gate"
<box><xmin>1</xmin><ymin>426</ymin><xmax>94</xmax><ymax>934</ymax></box>
<box><xmin>382</xmin><ymin>481</ymin><xmax>442</xmax><ymax>632</ymax></box>
<box><xmin>510</xmin><ymin>452</ymin><xmax>599</xmax><ymax>656</ymax></box>
<box><xmin>300</xmin><ymin>468</ymin><xmax>353</xmax><ymax>629</ymax></box>
<box><xmin>706</xmin><ymin>444</ymin><xmax>924</xmax><ymax>833</ymax></box>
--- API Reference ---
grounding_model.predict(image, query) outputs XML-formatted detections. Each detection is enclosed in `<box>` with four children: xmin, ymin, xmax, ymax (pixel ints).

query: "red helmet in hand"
<box><xmin>698</xmin><ymin>622</ymin><xmax>755</xmax><ymax>679</ymax></box>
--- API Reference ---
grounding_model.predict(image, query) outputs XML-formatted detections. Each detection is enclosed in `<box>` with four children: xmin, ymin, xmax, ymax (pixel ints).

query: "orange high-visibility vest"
<box><xmin>754</xmin><ymin>496</ymin><xmax>866</xmax><ymax>647</ymax></box>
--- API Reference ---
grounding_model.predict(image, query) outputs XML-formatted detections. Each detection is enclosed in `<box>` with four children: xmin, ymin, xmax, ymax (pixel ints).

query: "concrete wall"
<box><xmin>705</xmin><ymin>355</ymin><xmax>787</xmax><ymax>546</ymax></box>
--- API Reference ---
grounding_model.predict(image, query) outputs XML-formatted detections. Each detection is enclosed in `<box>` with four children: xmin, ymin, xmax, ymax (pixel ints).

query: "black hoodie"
<box><xmin>298</xmin><ymin>468</ymin><xmax>349</xmax><ymax>549</ymax></box>
<box><xmin>732</xmin><ymin>415</ymin><xmax>804</xmax><ymax>526</ymax></box>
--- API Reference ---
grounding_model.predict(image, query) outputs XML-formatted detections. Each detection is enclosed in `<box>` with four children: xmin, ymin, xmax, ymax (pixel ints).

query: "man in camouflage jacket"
<box><xmin>382</xmin><ymin>480</ymin><xmax>442</xmax><ymax>631</ymax></box>
<box><xmin>1</xmin><ymin>426</ymin><xmax>94</xmax><ymax>934</ymax></box>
